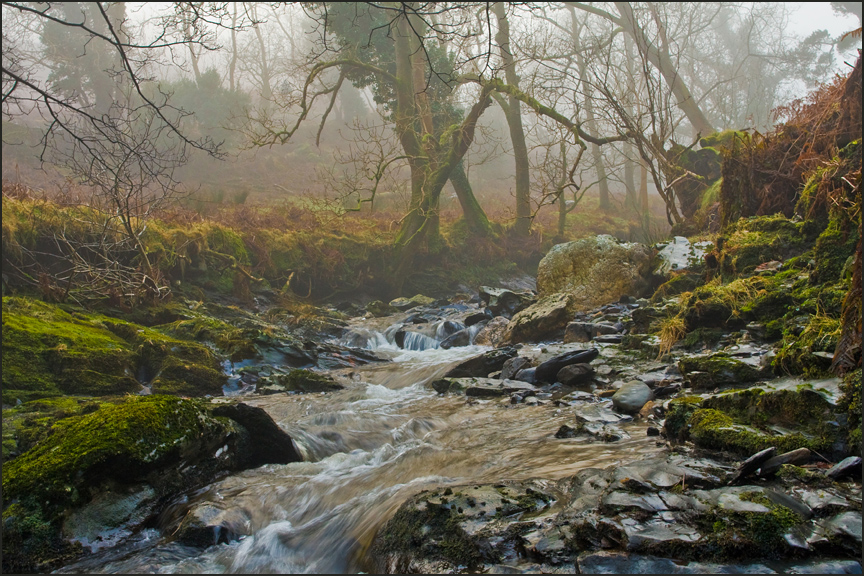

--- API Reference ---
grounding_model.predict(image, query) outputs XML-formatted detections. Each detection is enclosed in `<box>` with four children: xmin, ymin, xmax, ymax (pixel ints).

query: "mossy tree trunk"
<box><xmin>449</xmin><ymin>160</ymin><xmax>492</xmax><ymax>237</ymax></box>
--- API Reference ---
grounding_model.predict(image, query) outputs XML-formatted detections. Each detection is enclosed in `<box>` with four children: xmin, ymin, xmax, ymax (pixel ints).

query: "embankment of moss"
<box><xmin>1</xmin><ymin>297</ymin><xmax>227</xmax><ymax>404</ymax></box>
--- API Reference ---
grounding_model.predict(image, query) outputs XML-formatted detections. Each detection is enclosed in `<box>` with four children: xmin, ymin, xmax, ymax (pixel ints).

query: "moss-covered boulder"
<box><xmin>679</xmin><ymin>353</ymin><xmax>766</xmax><ymax>390</ymax></box>
<box><xmin>1</xmin><ymin>395</ymin><xmax>300</xmax><ymax>572</ymax></box>
<box><xmin>668</xmin><ymin>381</ymin><xmax>849</xmax><ymax>458</ymax></box>
<box><xmin>721</xmin><ymin>215</ymin><xmax>811</xmax><ymax>276</ymax></box>
<box><xmin>2</xmin><ymin>397</ymin><xmax>102</xmax><ymax>462</ymax></box>
<box><xmin>2</xmin><ymin>298</ymin><xmax>139</xmax><ymax>403</ymax></box>
<box><xmin>536</xmin><ymin>235</ymin><xmax>653</xmax><ymax>306</ymax></box>
<box><xmin>1</xmin><ymin>297</ymin><xmax>227</xmax><ymax>404</ymax></box>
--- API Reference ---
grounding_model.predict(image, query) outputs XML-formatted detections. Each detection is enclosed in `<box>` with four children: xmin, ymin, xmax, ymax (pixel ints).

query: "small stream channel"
<box><xmin>58</xmin><ymin>309</ymin><xmax>665</xmax><ymax>574</ymax></box>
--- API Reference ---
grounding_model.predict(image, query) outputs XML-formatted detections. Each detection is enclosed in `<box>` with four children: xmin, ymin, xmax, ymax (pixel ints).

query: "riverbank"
<box><xmin>2</xmin><ymin>207</ymin><xmax>861</xmax><ymax>571</ymax></box>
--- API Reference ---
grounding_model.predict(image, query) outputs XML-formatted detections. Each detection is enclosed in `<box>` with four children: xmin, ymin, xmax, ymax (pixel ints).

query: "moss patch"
<box><xmin>2</xmin><ymin>396</ymin><xmax>229</xmax><ymax>509</ymax></box>
<box><xmin>688</xmin><ymin>408</ymin><xmax>831</xmax><ymax>456</ymax></box>
<box><xmin>1</xmin><ymin>297</ymin><xmax>228</xmax><ymax>404</ymax></box>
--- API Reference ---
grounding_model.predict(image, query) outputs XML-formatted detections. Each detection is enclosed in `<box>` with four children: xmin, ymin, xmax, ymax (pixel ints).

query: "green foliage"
<box><xmin>838</xmin><ymin>369</ymin><xmax>862</xmax><ymax>455</ymax></box>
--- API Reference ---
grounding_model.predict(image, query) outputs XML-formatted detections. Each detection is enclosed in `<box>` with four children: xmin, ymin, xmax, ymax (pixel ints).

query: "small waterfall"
<box><xmin>467</xmin><ymin>322</ymin><xmax>484</xmax><ymax>344</ymax></box>
<box><xmin>435</xmin><ymin>320</ymin><xmax>464</xmax><ymax>340</ymax></box>
<box><xmin>401</xmin><ymin>331</ymin><xmax>439</xmax><ymax>351</ymax></box>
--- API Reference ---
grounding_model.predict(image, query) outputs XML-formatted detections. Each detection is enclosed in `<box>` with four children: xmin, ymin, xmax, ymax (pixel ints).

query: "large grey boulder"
<box><xmin>611</xmin><ymin>380</ymin><xmax>653</xmax><ymax>414</ymax></box>
<box><xmin>536</xmin><ymin>235</ymin><xmax>653</xmax><ymax>307</ymax></box>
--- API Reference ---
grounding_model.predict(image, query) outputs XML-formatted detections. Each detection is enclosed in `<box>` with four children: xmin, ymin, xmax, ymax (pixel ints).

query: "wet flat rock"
<box><xmin>430</xmin><ymin>377</ymin><xmax>536</xmax><ymax>397</ymax></box>
<box><xmin>371</xmin><ymin>481</ymin><xmax>556</xmax><ymax>573</ymax></box>
<box><xmin>373</xmin><ymin>452</ymin><xmax>862</xmax><ymax>573</ymax></box>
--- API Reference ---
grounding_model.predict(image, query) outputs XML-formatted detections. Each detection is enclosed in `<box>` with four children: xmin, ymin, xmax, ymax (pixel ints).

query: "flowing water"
<box><xmin>59</xmin><ymin>317</ymin><xmax>664</xmax><ymax>574</ymax></box>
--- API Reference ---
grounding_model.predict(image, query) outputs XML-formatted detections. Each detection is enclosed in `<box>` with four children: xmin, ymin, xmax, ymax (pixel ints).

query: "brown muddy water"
<box><xmin>59</xmin><ymin>330</ymin><xmax>663</xmax><ymax>574</ymax></box>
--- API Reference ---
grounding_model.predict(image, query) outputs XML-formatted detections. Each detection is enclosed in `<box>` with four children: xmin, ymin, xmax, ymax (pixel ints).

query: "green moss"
<box><xmin>372</xmin><ymin>500</ymin><xmax>483</xmax><ymax>571</ymax></box>
<box><xmin>2</xmin><ymin>497</ymin><xmax>81</xmax><ymax>573</ymax></box>
<box><xmin>721</xmin><ymin>215</ymin><xmax>808</xmax><ymax>275</ymax></box>
<box><xmin>2</xmin><ymin>297</ymin><xmax>139</xmax><ymax>403</ymax></box>
<box><xmin>838</xmin><ymin>369</ymin><xmax>862</xmax><ymax>455</ymax></box>
<box><xmin>1</xmin><ymin>297</ymin><xmax>229</xmax><ymax>403</ymax></box>
<box><xmin>812</xmin><ymin>217</ymin><xmax>859</xmax><ymax>285</ymax></box>
<box><xmin>663</xmin><ymin>396</ymin><xmax>703</xmax><ymax>440</ymax></box>
<box><xmin>652</xmin><ymin>274</ymin><xmax>702</xmax><ymax>303</ymax></box>
<box><xmin>695</xmin><ymin>492</ymin><xmax>803</xmax><ymax>559</ymax></box>
<box><xmin>688</xmin><ymin>408</ymin><xmax>828</xmax><ymax>456</ymax></box>
<box><xmin>678</xmin><ymin>353</ymin><xmax>764</xmax><ymax>389</ymax></box>
<box><xmin>774</xmin><ymin>314</ymin><xmax>841</xmax><ymax>377</ymax></box>
<box><xmin>2</xmin><ymin>396</ymin><xmax>226</xmax><ymax>509</ymax></box>
<box><xmin>682</xmin><ymin>327</ymin><xmax>724</xmax><ymax>350</ymax></box>
<box><xmin>2</xmin><ymin>397</ymin><xmax>104</xmax><ymax>462</ymax></box>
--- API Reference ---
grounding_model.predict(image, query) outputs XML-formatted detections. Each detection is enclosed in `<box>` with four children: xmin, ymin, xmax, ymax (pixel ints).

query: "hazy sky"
<box><xmin>788</xmin><ymin>2</ymin><xmax>860</xmax><ymax>39</ymax></box>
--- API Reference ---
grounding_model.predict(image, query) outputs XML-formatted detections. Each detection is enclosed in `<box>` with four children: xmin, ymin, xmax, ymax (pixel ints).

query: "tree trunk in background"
<box><xmin>614</xmin><ymin>1</ymin><xmax>714</xmax><ymax>136</ymax></box>
<box><xmin>449</xmin><ymin>161</ymin><xmax>492</xmax><ymax>236</ymax></box>
<box><xmin>493</xmin><ymin>3</ymin><xmax>532</xmax><ymax>236</ymax></box>
<box><xmin>624</xmin><ymin>142</ymin><xmax>638</xmax><ymax>212</ymax></box>
<box><xmin>584</xmin><ymin>94</ymin><xmax>611</xmax><ymax>211</ymax></box>
<box><xmin>640</xmin><ymin>159</ymin><xmax>650</xmax><ymax>213</ymax></box>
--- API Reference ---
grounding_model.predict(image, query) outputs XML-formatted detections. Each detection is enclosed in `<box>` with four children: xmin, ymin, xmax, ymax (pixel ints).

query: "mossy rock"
<box><xmin>694</xmin><ymin>489</ymin><xmax>804</xmax><ymax>558</ymax></box>
<box><xmin>663</xmin><ymin>396</ymin><xmax>704</xmax><ymax>440</ymax></box>
<box><xmin>687</xmin><ymin>408</ymin><xmax>832</xmax><ymax>456</ymax></box>
<box><xmin>838</xmin><ymin>369</ymin><xmax>862</xmax><ymax>455</ymax></box>
<box><xmin>679</xmin><ymin>354</ymin><xmax>765</xmax><ymax>390</ymax></box>
<box><xmin>366</xmin><ymin>300</ymin><xmax>398</xmax><ymax>317</ymax></box>
<box><xmin>1</xmin><ymin>297</ymin><xmax>228</xmax><ymax>404</ymax></box>
<box><xmin>159</xmin><ymin>315</ymin><xmax>257</xmax><ymax>362</ymax></box>
<box><xmin>773</xmin><ymin>314</ymin><xmax>842</xmax><ymax>377</ymax></box>
<box><xmin>652</xmin><ymin>273</ymin><xmax>702</xmax><ymax>303</ymax></box>
<box><xmin>701</xmin><ymin>387</ymin><xmax>835</xmax><ymax>432</ymax></box>
<box><xmin>371</xmin><ymin>482</ymin><xmax>551</xmax><ymax>573</ymax></box>
<box><xmin>721</xmin><ymin>215</ymin><xmax>810</xmax><ymax>276</ymax></box>
<box><xmin>2</xmin><ymin>298</ymin><xmax>139</xmax><ymax>403</ymax></box>
<box><xmin>2</xmin><ymin>396</ymin><xmax>233</xmax><ymax>509</ymax></box>
<box><xmin>2</xmin><ymin>397</ymin><xmax>103</xmax><ymax>462</ymax></box>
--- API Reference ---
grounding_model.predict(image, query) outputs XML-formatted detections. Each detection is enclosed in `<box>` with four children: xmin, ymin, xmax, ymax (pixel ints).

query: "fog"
<box><xmin>2</xmin><ymin>2</ymin><xmax>861</xmax><ymax>227</ymax></box>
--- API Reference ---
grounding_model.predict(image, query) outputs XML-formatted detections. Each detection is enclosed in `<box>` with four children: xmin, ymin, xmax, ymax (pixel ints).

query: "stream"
<box><xmin>58</xmin><ymin>310</ymin><xmax>665</xmax><ymax>574</ymax></box>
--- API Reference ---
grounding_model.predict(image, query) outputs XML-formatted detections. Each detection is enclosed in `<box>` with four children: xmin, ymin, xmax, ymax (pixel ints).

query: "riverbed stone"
<box><xmin>535</xmin><ymin>348</ymin><xmax>599</xmax><ymax>382</ymax></box>
<box><xmin>826</xmin><ymin>456</ymin><xmax>862</xmax><ymax>480</ymax></box>
<box><xmin>557</xmin><ymin>364</ymin><xmax>595</xmax><ymax>386</ymax></box>
<box><xmin>478</xmin><ymin>286</ymin><xmax>535</xmax><ymax>318</ymax></box>
<box><xmin>439</xmin><ymin>329</ymin><xmax>470</xmax><ymax>349</ymax></box>
<box><xmin>429</xmin><ymin>377</ymin><xmax>535</xmax><ymax>397</ymax></box>
<box><xmin>473</xmin><ymin>316</ymin><xmax>510</xmax><ymax>347</ymax></box>
<box><xmin>389</xmin><ymin>294</ymin><xmax>435</xmax><ymax>311</ymax></box>
<box><xmin>255</xmin><ymin>368</ymin><xmax>343</xmax><ymax>394</ymax></box>
<box><xmin>501</xmin><ymin>293</ymin><xmax>574</xmax><ymax>344</ymax></box>
<box><xmin>500</xmin><ymin>356</ymin><xmax>530</xmax><ymax>380</ymax></box>
<box><xmin>612</xmin><ymin>381</ymin><xmax>653</xmax><ymax>414</ymax></box>
<box><xmin>173</xmin><ymin>502</ymin><xmax>251</xmax><ymax>547</ymax></box>
<box><xmin>564</xmin><ymin>322</ymin><xmax>620</xmax><ymax>343</ymax></box>
<box><xmin>444</xmin><ymin>347</ymin><xmax>518</xmax><ymax>378</ymax></box>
